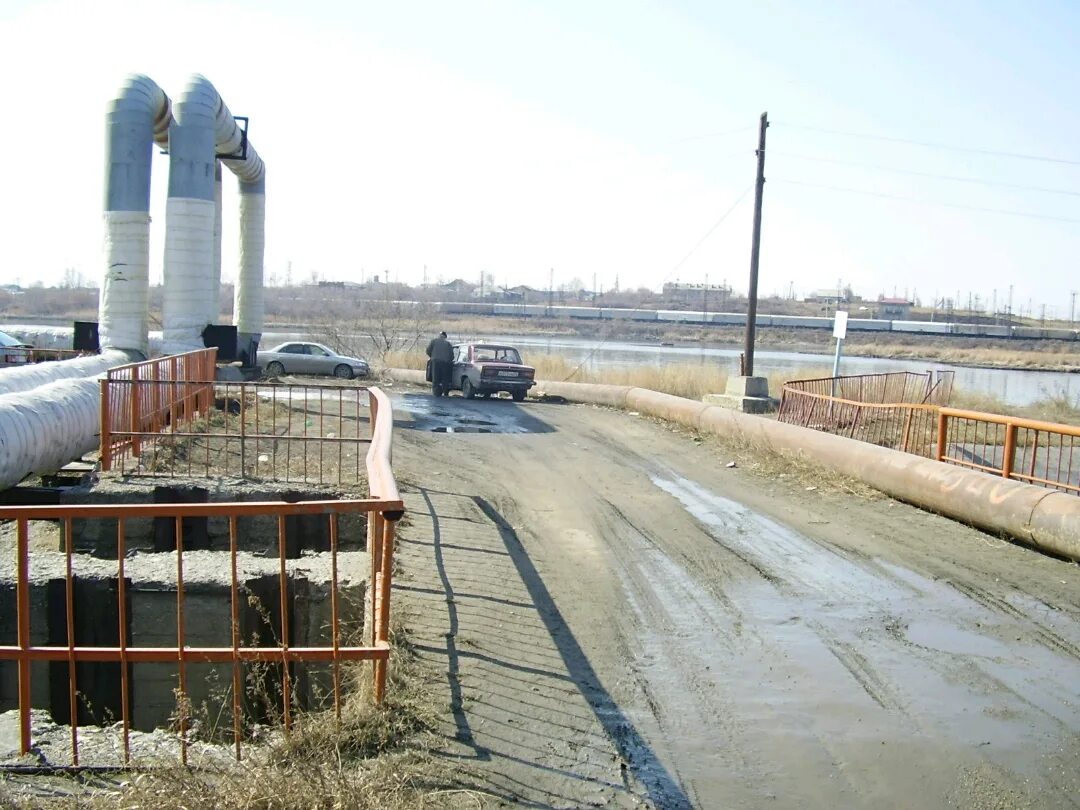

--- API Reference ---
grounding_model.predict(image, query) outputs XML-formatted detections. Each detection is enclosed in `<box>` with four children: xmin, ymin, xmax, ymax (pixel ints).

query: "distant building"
<box><xmin>806</xmin><ymin>288</ymin><xmax>853</xmax><ymax>305</ymax></box>
<box><xmin>663</xmin><ymin>281</ymin><xmax>732</xmax><ymax>306</ymax></box>
<box><xmin>440</xmin><ymin>279</ymin><xmax>475</xmax><ymax>296</ymax></box>
<box><xmin>877</xmin><ymin>297</ymin><xmax>913</xmax><ymax>318</ymax></box>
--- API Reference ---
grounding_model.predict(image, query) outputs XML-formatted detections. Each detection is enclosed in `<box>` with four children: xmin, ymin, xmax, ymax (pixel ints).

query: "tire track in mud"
<box><xmin>592</xmin><ymin>496</ymin><xmax>759</xmax><ymax>805</ymax></box>
<box><xmin>648</xmin><ymin>467</ymin><xmax>1080</xmax><ymax>736</ymax></box>
<box><xmin>947</xmin><ymin>579</ymin><xmax>1080</xmax><ymax>661</ymax></box>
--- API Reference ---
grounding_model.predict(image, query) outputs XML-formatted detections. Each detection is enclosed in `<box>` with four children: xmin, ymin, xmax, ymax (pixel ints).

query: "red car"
<box><xmin>451</xmin><ymin>343</ymin><xmax>536</xmax><ymax>401</ymax></box>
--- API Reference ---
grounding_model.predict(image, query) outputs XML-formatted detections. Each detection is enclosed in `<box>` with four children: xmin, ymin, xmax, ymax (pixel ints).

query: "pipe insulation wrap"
<box><xmin>162</xmin><ymin>197</ymin><xmax>217</xmax><ymax>354</ymax></box>
<box><xmin>104</xmin><ymin>74</ymin><xmax>172</xmax><ymax>212</ymax></box>
<box><xmin>101</xmin><ymin>75</ymin><xmax>172</xmax><ymax>354</ymax></box>
<box><xmin>235</xmin><ymin>186</ymin><xmax>266</xmax><ymax>335</ymax></box>
<box><xmin>100</xmin><ymin>211</ymin><xmax>152</xmax><ymax>354</ymax></box>
<box><xmin>0</xmin><ymin>351</ymin><xmax>129</xmax><ymax>397</ymax></box>
<box><xmin>2</xmin><ymin>327</ymin><xmax>80</xmax><ymax>351</ymax></box>
<box><xmin>0</xmin><ymin>377</ymin><xmax>102</xmax><ymax>490</ymax></box>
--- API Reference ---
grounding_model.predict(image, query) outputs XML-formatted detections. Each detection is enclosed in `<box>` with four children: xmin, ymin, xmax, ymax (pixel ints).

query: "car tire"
<box><xmin>333</xmin><ymin>364</ymin><xmax>354</xmax><ymax>379</ymax></box>
<box><xmin>266</xmin><ymin>361</ymin><xmax>285</xmax><ymax>377</ymax></box>
<box><xmin>511</xmin><ymin>389</ymin><xmax>526</xmax><ymax>402</ymax></box>
<box><xmin>462</xmin><ymin>378</ymin><xmax>475</xmax><ymax>399</ymax></box>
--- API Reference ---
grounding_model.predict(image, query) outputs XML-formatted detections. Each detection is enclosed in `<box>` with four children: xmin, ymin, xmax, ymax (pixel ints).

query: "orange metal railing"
<box><xmin>100</xmin><ymin>348</ymin><xmax>218</xmax><ymax>470</ymax></box>
<box><xmin>777</xmin><ymin>386</ymin><xmax>940</xmax><ymax>454</ymax></box>
<box><xmin>781</xmin><ymin>370</ymin><xmax>954</xmax><ymax>406</ymax></box>
<box><xmin>103</xmin><ymin>380</ymin><xmax>373</xmax><ymax>485</ymax></box>
<box><xmin>936</xmin><ymin>408</ymin><xmax>1080</xmax><ymax>494</ymax></box>
<box><xmin>2</xmin><ymin>386</ymin><xmax>403</xmax><ymax>766</ymax></box>
<box><xmin>778</xmin><ymin>374</ymin><xmax>1080</xmax><ymax>495</ymax></box>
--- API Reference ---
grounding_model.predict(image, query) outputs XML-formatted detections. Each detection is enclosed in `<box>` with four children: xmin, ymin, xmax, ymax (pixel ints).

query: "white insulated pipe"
<box><xmin>0</xmin><ymin>351</ymin><xmax>130</xmax><ymax>397</ymax></box>
<box><xmin>164</xmin><ymin>75</ymin><xmax>265</xmax><ymax>354</ymax></box>
<box><xmin>0</xmin><ymin>377</ymin><xmax>103</xmax><ymax>490</ymax></box>
<box><xmin>100</xmin><ymin>75</ymin><xmax>173</xmax><ymax>357</ymax></box>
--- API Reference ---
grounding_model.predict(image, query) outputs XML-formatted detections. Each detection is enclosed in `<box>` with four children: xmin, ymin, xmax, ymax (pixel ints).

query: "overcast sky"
<box><xmin>1</xmin><ymin>0</ymin><xmax>1078</xmax><ymax>317</ymax></box>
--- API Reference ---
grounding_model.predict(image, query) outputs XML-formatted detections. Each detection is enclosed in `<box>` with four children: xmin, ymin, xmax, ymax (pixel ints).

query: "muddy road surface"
<box><xmin>386</xmin><ymin>387</ymin><xmax>1080</xmax><ymax>809</ymax></box>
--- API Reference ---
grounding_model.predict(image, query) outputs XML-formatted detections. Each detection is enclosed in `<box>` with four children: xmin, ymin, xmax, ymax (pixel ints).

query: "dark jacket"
<box><xmin>426</xmin><ymin>337</ymin><xmax>453</xmax><ymax>363</ymax></box>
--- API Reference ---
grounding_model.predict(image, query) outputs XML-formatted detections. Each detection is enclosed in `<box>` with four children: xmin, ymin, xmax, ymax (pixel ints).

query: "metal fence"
<box><xmin>1</xmin><ymin>388</ymin><xmax>404</xmax><ymax>766</ymax></box>
<box><xmin>781</xmin><ymin>370</ymin><xmax>954</xmax><ymax>406</ymax></box>
<box><xmin>937</xmin><ymin>408</ymin><xmax>1080</xmax><ymax>495</ymax></box>
<box><xmin>779</xmin><ymin>373</ymin><xmax>1080</xmax><ymax>495</ymax></box>
<box><xmin>103</xmin><ymin>380</ymin><xmax>374</xmax><ymax>486</ymax></box>
<box><xmin>101</xmin><ymin>348</ymin><xmax>219</xmax><ymax>467</ymax></box>
<box><xmin>777</xmin><ymin>387</ymin><xmax>940</xmax><ymax>454</ymax></box>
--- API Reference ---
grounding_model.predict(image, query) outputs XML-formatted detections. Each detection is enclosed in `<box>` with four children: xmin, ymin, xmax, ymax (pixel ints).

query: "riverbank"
<box><xmin>7</xmin><ymin>311</ymin><xmax>1080</xmax><ymax>373</ymax></box>
<box><xmin>429</xmin><ymin>314</ymin><xmax>1080</xmax><ymax>373</ymax></box>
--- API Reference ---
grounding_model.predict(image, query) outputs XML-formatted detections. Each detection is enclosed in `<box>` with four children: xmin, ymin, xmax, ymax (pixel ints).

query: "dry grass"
<box><xmin>846</xmin><ymin>342</ymin><xmax>1080</xmax><ymax>372</ymax></box>
<box><xmin>380</xmin><ymin>348</ymin><xmax>827</xmax><ymax>402</ymax></box>
<box><xmin>950</xmin><ymin>387</ymin><xmax>1080</xmax><ymax>427</ymax></box>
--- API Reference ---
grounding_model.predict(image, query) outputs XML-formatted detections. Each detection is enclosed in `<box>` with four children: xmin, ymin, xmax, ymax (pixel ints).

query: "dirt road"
<box><xmin>386</xmin><ymin>386</ymin><xmax>1080</xmax><ymax>809</ymax></box>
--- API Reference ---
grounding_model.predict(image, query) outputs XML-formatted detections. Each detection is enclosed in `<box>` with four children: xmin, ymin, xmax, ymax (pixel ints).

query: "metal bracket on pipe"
<box><xmin>159</xmin><ymin>116</ymin><xmax>249</xmax><ymax>158</ymax></box>
<box><xmin>216</xmin><ymin>116</ymin><xmax>249</xmax><ymax>160</ymax></box>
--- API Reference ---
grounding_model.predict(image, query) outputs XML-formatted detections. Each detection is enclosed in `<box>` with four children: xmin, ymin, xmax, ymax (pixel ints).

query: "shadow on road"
<box><xmin>401</xmin><ymin>486</ymin><xmax>692</xmax><ymax>807</ymax></box>
<box><xmin>472</xmin><ymin>496</ymin><xmax>693</xmax><ymax>809</ymax></box>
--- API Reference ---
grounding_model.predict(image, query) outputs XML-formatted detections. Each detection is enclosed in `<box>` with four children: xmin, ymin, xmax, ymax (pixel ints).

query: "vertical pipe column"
<box><xmin>212</xmin><ymin>161</ymin><xmax>223</xmax><ymax>320</ymax></box>
<box><xmin>100</xmin><ymin>76</ymin><xmax>172</xmax><ymax>356</ymax></box>
<box><xmin>235</xmin><ymin>176</ymin><xmax>266</xmax><ymax>361</ymax></box>
<box><xmin>163</xmin><ymin>78</ymin><xmax>218</xmax><ymax>354</ymax></box>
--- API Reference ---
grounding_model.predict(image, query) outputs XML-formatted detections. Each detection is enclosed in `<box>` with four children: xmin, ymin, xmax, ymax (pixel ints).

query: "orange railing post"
<box><xmin>1002</xmin><ymin>421</ymin><xmax>1017</xmax><ymax>480</ymax></box>
<box><xmin>935</xmin><ymin>411</ymin><xmax>947</xmax><ymax>462</ymax></box>
<box><xmin>16</xmin><ymin>519</ymin><xmax>31</xmax><ymax>754</ymax></box>
<box><xmin>130</xmin><ymin>366</ymin><xmax>141</xmax><ymax>457</ymax></box>
<box><xmin>100</xmin><ymin>378</ymin><xmax>112</xmax><ymax>472</ymax></box>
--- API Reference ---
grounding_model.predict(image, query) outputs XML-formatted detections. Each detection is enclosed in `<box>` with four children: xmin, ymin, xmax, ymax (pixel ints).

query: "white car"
<box><xmin>0</xmin><ymin>330</ymin><xmax>31</xmax><ymax>366</ymax></box>
<box><xmin>257</xmin><ymin>341</ymin><xmax>370</xmax><ymax>379</ymax></box>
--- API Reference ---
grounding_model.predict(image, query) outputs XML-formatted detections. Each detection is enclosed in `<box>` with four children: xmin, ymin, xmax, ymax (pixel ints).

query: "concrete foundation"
<box><xmin>0</xmin><ymin>479</ymin><xmax>368</xmax><ymax>735</ymax></box>
<box><xmin>702</xmin><ymin>375</ymin><xmax>775</xmax><ymax>414</ymax></box>
<box><xmin>58</xmin><ymin>479</ymin><xmax>365</xmax><ymax>557</ymax></box>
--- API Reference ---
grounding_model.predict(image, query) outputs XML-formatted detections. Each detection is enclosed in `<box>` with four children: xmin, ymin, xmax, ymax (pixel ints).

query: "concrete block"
<box><xmin>703</xmin><ymin>377</ymin><xmax>775</xmax><ymax>414</ymax></box>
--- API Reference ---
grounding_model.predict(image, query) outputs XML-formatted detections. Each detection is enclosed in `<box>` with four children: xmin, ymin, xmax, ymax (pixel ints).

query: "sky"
<box><xmin>1</xmin><ymin>0</ymin><xmax>1078</xmax><ymax>318</ymax></box>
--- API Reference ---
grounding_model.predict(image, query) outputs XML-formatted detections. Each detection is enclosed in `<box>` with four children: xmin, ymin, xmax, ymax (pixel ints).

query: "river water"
<box><xmin>263</xmin><ymin>330</ymin><xmax>1078</xmax><ymax>408</ymax></box>
<box><xmin>499</xmin><ymin>335</ymin><xmax>1077</xmax><ymax>407</ymax></box>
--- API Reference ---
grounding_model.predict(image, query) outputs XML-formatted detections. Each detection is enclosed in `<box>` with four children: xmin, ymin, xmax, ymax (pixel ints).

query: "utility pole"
<box><xmin>548</xmin><ymin>268</ymin><xmax>554</xmax><ymax>315</ymax></box>
<box><xmin>1008</xmin><ymin>285</ymin><xmax>1014</xmax><ymax>321</ymax></box>
<box><xmin>1071</xmin><ymin>291</ymin><xmax>1077</xmax><ymax>324</ymax></box>
<box><xmin>704</xmin><ymin>274</ymin><xmax>709</xmax><ymax>319</ymax></box>
<box><xmin>744</xmin><ymin>111</ymin><xmax>768</xmax><ymax>377</ymax></box>
<box><xmin>593</xmin><ymin>272</ymin><xmax>597</xmax><ymax>305</ymax></box>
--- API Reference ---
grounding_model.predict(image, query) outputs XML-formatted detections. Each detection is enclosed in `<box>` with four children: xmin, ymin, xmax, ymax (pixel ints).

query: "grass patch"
<box><xmin>951</xmin><ymin>387</ymin><xmax>1080</xmax><ymax>426</ymax></box>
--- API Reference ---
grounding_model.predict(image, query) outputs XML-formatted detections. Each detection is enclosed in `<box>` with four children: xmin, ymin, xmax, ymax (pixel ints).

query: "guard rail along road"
<box><xmin>386</xmin><ymin>367</ymin><xmax>1080</xmax><ymax>562</ymax></box>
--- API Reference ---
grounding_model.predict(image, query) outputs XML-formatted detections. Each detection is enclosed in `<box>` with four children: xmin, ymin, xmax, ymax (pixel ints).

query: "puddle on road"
<box><xmin>391</xmin><ymin>393</ymin><xmax>556</xmax><ymax>435</ymax></box>
<box><xmin>639</xmin><ymin>469</ymin><xmax>1080</xmax><ymax>758</ymax></box>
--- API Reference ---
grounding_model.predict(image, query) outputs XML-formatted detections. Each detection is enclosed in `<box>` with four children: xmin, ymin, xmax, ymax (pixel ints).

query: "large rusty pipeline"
<box><xmin>385</xmin><ymin>369</ymin><xmax>1080</xmax><ymax>561</ymax></box>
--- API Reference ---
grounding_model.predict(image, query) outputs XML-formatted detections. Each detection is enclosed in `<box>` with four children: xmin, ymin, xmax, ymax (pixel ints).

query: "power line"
<box><xmin>773</xmin><ymin>178</ymin><xmax>1080</xmax><ymax>224</ymax></box>
<box><xmin>668</xmin><ymin>186</ymin><xmax>753</xmax><ymax>277</ymax></box>
<box><xmin>772</xmin><ymin>151</ymin><xmax>1080</xmax><ymax>198</ymax></box>
<box><xmin>558</xmin><ymin>185</ymin><xmax>753</xmax><ymax>382</ymax></box>
<box><xmin>775</xmin><ymin>122</ymin><xmax>1080</xmax><ymax>167</ymax></box>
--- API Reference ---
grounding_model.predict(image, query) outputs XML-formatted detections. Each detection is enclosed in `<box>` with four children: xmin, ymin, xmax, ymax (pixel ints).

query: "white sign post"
<box><xmin>832</xmin><ymin>311</ymin><xmax>848</xmax><ymax>396</ymax></box>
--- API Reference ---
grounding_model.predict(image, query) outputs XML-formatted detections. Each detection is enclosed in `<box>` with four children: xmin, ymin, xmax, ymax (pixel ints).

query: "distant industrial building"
<box><xmin>877</xmin><ymin>297</ymin><xmax>914</xmax><ymax>318</ymax></box>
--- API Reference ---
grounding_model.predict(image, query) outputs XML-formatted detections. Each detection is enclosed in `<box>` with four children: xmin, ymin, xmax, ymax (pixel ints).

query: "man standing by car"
<box><xmin>426</xmin><ymin>331</ymin><xmax>454</xmax><ymax>396</ymax></box>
